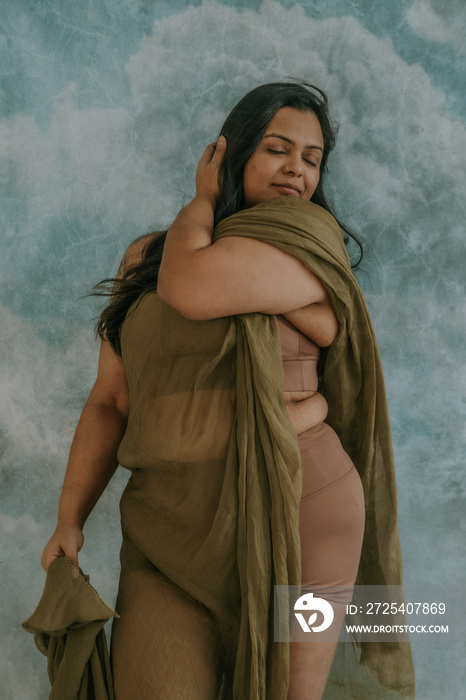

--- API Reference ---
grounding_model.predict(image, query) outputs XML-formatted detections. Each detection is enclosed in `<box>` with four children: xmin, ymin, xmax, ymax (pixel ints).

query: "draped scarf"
<box><xmin>212</xmin><ymin>195</ymin><xmax>415</xmax><ymax>698</ymax></box>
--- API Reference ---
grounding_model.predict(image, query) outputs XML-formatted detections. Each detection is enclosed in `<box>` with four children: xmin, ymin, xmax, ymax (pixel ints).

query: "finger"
<box><xmin>216</xmin><ymin>135</ymin><xmax>226</xmax><ymax>149</ymax></box>
<box><xmin>200</xmin><ymin>137</ymin><xmax>226</xmax><ymax>165</ymax></box>
<box><xmin>212</xmin><ymin>135</ymin><xmax>227</xmax><ymax>161</ymax></box>
<box><xmin>41</xmin><ymin>551</ymin><xmax>64</xmax><ymax>573</ymax></box>
<box><xmin>41</xmin><ymin>546</ymin><xmax>80</xmax><ymax>576</ymax></box>
<box><xmin>41</xmin><ymin>552</ymin><xmax>52</xmax><ymax>572</ymax></box>
<box><xmin>198</xmin><ymin>142</ymin><xmax>217</xmax><ymax>166</ymax></box>
<box><xmin>62</xmin><ymin>544</ymin><xmax>81</xmax><ymax>576</ymax></box>
<box><xmin>66</xmin><ymin>554</ymin><xmax>80</xmax><ymax>577</ymax></box>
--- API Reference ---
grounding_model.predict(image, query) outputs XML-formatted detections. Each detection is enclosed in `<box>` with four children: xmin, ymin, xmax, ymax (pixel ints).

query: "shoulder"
<box><xmin>117</xmin><ymin>231</ymin><xmax>164</xmax><ymax>277</ymax></box>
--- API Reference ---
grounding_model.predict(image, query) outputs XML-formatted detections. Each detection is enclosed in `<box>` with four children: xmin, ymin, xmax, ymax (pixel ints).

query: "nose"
<box><xmin>283</xmin><ymin>154</ymin><xmax>303</xmax><ymax>176</ymax></box>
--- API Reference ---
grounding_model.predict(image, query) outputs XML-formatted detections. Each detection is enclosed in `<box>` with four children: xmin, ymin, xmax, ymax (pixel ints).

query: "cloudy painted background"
<box><xmin>1</xmin><ymin>1</ymin><xmax>465</xmax><ymax>698</ymax></box>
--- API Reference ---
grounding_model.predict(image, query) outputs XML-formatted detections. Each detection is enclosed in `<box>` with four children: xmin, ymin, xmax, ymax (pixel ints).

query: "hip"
<box><xmin>297</xmin><ymin>422</ymin><xmax>360</xmax><ymax>501</ymax></box>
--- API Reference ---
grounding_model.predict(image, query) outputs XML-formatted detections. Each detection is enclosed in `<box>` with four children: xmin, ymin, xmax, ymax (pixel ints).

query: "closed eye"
<box><xmin>268</xmin><ymin>148</ymin><xmax>318</xmax><ymax>167</ymax></box>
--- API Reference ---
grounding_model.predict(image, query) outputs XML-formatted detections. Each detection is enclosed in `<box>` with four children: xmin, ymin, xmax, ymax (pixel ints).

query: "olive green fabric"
<box><xmin>215</xmin><ymin>197</ymin><xmax>416</xmax><ymax>696</ymax></box>
<box><xmin>22</xmin><ymin>556</ymin><xmax>118</xmax><ymax>699</ymax></box>
<box><xmin>116</xmin><ymin>195</ymin><xmax>414</xmax><ymax>699</ymax></box>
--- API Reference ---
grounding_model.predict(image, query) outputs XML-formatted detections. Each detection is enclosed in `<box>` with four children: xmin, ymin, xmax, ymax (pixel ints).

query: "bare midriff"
<box><xmin>284</xmin><ymin>389</ymin><xmax>328</xmax><ymax>436</ymax></box>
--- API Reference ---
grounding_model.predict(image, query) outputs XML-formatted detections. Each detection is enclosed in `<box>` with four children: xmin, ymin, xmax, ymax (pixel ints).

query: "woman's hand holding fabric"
<box><xmin>41</xmin><ymin>523</ymin><xmax>84</xmax><ymax>576</ymax></box>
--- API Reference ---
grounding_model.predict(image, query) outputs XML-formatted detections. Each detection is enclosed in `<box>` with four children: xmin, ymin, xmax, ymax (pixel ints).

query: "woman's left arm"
<box><xmin>157</xmin><ymin>138</ymin><xmax>332</xmax><ymax>320</ymax></box>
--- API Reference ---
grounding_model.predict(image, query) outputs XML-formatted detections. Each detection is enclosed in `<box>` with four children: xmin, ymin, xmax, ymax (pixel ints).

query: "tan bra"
<box><xmin>276</xmin><ymin>315</ymin><xmax>320</xmax><ymax>393</ymax></box>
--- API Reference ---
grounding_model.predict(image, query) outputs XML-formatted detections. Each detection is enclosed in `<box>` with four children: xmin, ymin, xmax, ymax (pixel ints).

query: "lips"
<box><xmin>272</xmin><ymin>183</ymin><xmax>302</xmax><ymax>195</ymax></box>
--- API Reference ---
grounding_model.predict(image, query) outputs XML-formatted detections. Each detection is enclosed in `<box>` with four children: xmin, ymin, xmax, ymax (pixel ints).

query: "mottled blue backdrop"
<box><xmin>1</xmin><ymin>1</ymin><xmax>465</xmax><ymax>698</ymax></box>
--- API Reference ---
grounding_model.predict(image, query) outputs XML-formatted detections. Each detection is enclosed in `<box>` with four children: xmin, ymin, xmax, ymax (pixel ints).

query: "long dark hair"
<box><xmin>95</xmin><ymin>80</ymin><xmax>363</xmax><ymax>355</ymax></box>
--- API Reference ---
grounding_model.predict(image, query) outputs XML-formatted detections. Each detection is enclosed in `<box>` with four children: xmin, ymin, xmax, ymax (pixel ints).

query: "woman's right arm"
<box><xmin>158</xmin><ymin>139</ymin><xmax>335</xmax><ymax>320</ymax></box>
<box><xmin>41</xmin><ymin>338</ymin><xmax>129</xmax><ymax>574</ymax></box>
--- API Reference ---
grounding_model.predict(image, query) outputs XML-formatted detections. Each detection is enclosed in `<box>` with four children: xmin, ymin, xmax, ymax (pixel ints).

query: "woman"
<box><xmin>41</xmin><ymin>82</ymin><xmax>414</xmax><ymax>699</ymax></box>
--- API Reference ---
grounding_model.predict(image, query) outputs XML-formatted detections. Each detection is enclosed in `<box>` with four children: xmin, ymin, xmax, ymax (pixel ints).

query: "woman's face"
<box><xmin>242</xmin><ymin>107</ymin><xmax>324</xmax><ymax>209</ymax></box>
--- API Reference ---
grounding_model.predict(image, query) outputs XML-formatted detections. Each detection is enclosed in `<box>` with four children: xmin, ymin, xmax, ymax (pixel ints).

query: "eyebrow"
<box><xmin>264</xmin><ymin>133</ymin><xmax>323</xmax><ymax>152</ymax></box>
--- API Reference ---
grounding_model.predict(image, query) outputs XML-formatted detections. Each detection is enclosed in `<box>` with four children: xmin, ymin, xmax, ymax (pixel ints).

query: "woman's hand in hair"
<box><xmin>195</xmin><ymin>136</ymin><xmax>227</xmax><ymax>206</ymax></box>
<box><xmin>158</xmin><ymin>137</ymin><xmax>227</xmax><ymax>300</ymax></box>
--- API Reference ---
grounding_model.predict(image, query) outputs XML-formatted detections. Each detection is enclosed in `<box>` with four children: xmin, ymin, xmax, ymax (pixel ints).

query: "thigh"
<box><xmin>111</xmin><ymin>539</ymin><xmax>223</xmax><ymax>700</ymax></box>
<box><xmin>298</xmin><ymin>424</ymin><xmax>365</xmax><ymax>589</ymax></box>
